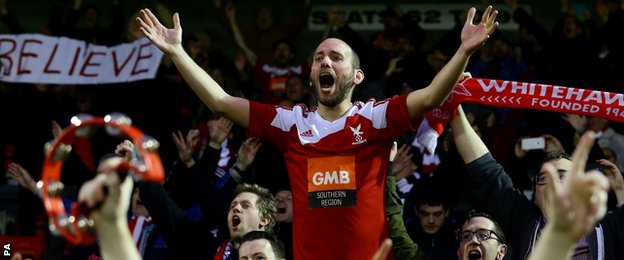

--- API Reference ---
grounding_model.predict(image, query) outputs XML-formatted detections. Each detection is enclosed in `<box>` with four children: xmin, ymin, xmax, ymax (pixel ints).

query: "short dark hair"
<box><xmin>414</xmin><ymin>183</ymin><xmax>447</xmax><ymax>210</ymax></box>
<box><xmin>235</xmin><ymin>183</ymin><xmax>277</xmax><ymax>232</ymax></box>
<box><xmin>541</xmin><ymin>151</ymin><xmax>571</xmax><ymax>165</ymax></box>
<box><xmin>239</xmin><ymin>231</ymin><xmax>286</xmax><ymax>258</ymax></box>
<box><xmin>542</xmin><ymin>151</ymin><xmax>572</xmax><ymax>164</ymax></box>
<box><xmin>462</xmin><ymin>210</ymin><xmax>506</xmax><ymax>244</ymax></box>
<box><xmin>272</xmin><ymin>38</ymin><xmax>296</xmax><ymax>54</ymax></box>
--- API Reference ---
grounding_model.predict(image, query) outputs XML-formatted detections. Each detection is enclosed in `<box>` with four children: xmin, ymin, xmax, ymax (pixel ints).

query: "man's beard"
<box><xmin>315</xmin><ymin>73</ymin><xmax>354</xmax><ymax>107</ymax></box>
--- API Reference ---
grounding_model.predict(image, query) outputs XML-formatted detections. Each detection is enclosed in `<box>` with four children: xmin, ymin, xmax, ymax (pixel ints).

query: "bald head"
<box><xmin>310</xmin><ymin>38</ymin><xmax>365</xmax><ymax>108</ymax></box>
<box><xmin>315</xmin><ymin>38</ymin><xmax>360</xmax><ymax>69</ymax></box>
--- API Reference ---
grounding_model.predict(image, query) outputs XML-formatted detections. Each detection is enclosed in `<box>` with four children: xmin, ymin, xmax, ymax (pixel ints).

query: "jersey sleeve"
<box><xmin>247</xmin><ymin>101</ymin><xmax>289</xmax><ymax>150</ymax></box>
<box><xmin>385</xmin><ymin>95</ymin><xmax>418</xmax><ymax>139</ymax></box>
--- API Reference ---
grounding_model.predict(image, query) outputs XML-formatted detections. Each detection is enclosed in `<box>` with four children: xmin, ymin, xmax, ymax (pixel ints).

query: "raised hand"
<box><xmin>78</xmin><ymin>157</ymin><xmax>133</xmax><ymax>222</ymax></box>
<box><xmin>136</xmin><ymin>8</ymin><xmax>182</xmax><ymax>55</ymax></box>
<box><xmin>391</xmin><ymin>144</ymin><xmax>415</xmax><ymax>181</ymax></box>
<box><xmin>115</xmin><ymin>140</ymin><xmax>136</xmax><ymax>164</ymax></box>
<box><xmin>460</xmin><ymin>5</ymin><xmax>499</xmax><ymax>55</ymax></box>
<box><xmin>208</xmin><ymin>117</ymin><xmax>233</xmax><ymax>148</ymax></box>
<box><xmin>542</xmin><ymin>132</ymin><xmax>609</xmax><ymax>242</ymax></box>
<box><xmin>543</xmin><ymin>134</ymin><xmax>565</xmax><ymax>153</ymax></box>
<box><xmin>597</xmin><ymin>158</ymin><xmax>624</xmax><ymax>205</ymax></box>
<box><xmin>385</xmin><ymin>57</ymin><xmax>403</xmax><ymax>76</ymax></box>
<box><xmin>7</xmin><ymin>163</ymin><xmax>37</xmax><ymax>194</ymax></box>
<box><xmin>236</xmin><ymin>137</ymin><xmax>262</xmax><ymax>171</ymax></box>
<box><xmin>172</xmin><ymin>129</ymin><xmax>200</xmax><ymax>166</ymax></box>
<box><xmin>561</xmin><ymin>113</ymin><xmax>586</xmax><ymax>133</ymax></box>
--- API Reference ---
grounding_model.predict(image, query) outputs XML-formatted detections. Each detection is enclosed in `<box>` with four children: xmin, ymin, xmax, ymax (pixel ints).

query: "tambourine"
<box><xmin>39</xmin><ymin>112</ymin><xmax>164</xmax><ymax>245</ymax></box>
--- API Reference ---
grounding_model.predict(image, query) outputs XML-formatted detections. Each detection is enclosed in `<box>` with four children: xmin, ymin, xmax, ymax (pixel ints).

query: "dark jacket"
<box><xmin>138</xmin><ymin>146</ymin><xmax>238</xmax><ymax>259</ymax></box>
<box><xmin>386</xmin><ymin>176</ymin><xmax>428</xmax><ymax>260</ymax></box>
<box><xmin>406</xmin><ymin>220</ymin><xmax>458</xmax><ymax>260</ymax></box>
<box><xmin>467</xmin><ymin>153</ymin><xmax>624</xmax><ymax>260</ymax></box>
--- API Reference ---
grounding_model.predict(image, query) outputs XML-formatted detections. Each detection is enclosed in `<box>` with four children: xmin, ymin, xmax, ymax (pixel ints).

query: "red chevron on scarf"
<box><xmin>417</xmin><ymin>77</ymin><xmax>624</xmax><ymax>153</ymax></box>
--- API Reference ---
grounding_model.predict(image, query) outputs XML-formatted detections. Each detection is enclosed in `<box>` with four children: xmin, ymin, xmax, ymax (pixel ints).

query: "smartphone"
<box><xmin>521</xmin><ymin>137</ymin><xmax>545</xmax><ymax>151</ymax></box>
<box><xmin>585</xmin><ymin>163</ymin><xmax>604</xmax><ymax>173</ymax></box>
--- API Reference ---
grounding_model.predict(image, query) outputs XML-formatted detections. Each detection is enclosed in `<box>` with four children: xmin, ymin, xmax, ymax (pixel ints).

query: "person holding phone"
<box><xmin>451</xmin><ymin>105</ymin><xmax>624</xmax><ymax>259</ymax></box>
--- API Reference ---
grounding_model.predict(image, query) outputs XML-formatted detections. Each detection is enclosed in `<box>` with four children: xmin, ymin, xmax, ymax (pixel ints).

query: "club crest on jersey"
<box><xmin>349</xmin><ymin>124</ymin><xmax>366</xmax><ymax>145</ymax></box>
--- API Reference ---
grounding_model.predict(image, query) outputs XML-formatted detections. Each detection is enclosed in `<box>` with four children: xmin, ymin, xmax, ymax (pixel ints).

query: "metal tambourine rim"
<box><xmin>41</xmin><ymin>117</ymin><xmax>164</xmax><ymax>245</ymax></box>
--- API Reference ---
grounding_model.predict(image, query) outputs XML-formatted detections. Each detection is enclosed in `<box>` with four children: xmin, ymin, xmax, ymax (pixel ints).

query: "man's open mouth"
<box><xmin>232</xmin><ymin>215</ymin><xmax>241</xmax><ymax>228</ymax></box>
<box><xmin>319</xmin><ymin>73</ymin><xmax>335</xmax><ymax>89</ymax></box>
<box><xmin>468</xmin><ymin>249</ymin><xmax>482</xmax><ymax>260</ymax></box>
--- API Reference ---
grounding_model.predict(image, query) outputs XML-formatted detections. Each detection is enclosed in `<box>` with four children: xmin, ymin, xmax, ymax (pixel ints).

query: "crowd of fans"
<box><xmin>1</xmin><ymin>0</ymin><xmax>623</xmax><ymax>259</ymax></box>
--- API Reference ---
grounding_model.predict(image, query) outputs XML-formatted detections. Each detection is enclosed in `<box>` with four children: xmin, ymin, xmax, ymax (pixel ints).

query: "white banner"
<box><xmin>0</xmin><ymin>34</ymin><xmax>164</xmax><ymax>85</ymax></box>
<box><xmin>309</xmin><ymin>4</ymin><xmax>530</xmax><ymax>31</ymax></box>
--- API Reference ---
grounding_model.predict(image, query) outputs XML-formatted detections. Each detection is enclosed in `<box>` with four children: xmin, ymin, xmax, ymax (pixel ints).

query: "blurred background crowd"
<box><xmin>0</xmin><ymin>0</ymin><xmax>623</xmax><ymax>259</ymax></box>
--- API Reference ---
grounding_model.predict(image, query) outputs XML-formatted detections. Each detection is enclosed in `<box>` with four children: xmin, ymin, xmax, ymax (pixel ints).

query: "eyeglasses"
<box><xmin>535</xmin><ymin>172</ymin><xmax>567</xmax><ymax>186</ymax></box>
<box><xmin>458</xmin><ymin>229</ymin><xmax>503</xmax><ymax>243</ymax></box>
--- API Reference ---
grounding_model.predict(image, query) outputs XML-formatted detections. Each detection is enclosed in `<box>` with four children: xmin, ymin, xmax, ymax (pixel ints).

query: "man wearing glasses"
<box><xmin>457</xmin><ymin>211</ymin><xmax>507</xmax><ymax>260</ymax></box>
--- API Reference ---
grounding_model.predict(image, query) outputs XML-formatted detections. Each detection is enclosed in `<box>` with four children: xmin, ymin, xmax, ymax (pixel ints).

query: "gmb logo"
<box><xmin>312</xmin><ymin>171</ymin><xmax>351</xmax><ymax>186</ymax></box>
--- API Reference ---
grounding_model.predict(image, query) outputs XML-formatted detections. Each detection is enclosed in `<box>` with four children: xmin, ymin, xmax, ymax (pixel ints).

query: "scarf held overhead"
<box><xmin>417</xmin><ymin>77</ymin><xmax>624</xmax><ymax>153</ymax></box>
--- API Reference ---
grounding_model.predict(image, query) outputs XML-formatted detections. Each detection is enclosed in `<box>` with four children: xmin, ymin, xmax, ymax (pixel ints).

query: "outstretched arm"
<box><xmin>450</xmin><ymin>105</ymin><xmax>489</xmax><ymax>164</ymax></box>
<box><xmin>528</xmin><ymin>132</ymin><xmax>609</xmax><ymax>260</ymax></box>
<box><xmin>136</xmin><ymin>9</ymin><xmax>250</xmax><ymax>128</ymax></box>
<box><xmin>406</xmin><ymin>6</ymin><xmax>498</xmax><ymax>120</ymax></box>
<box><xmin>225</xmin><ymin>3</ymin><xmax>257</xmax><ymax>65</ymax></box>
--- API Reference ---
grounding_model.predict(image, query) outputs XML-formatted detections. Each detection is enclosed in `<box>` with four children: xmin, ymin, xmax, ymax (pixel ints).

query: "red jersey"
<box><xmin>254</xmin><ymin>61</ymin><xmax>309</xmax><ymax>105</ymax></box>
<box><xmin>248</xmin><ymin>95</ymin><xmax>415</xmax><ymax>259</ymax></box>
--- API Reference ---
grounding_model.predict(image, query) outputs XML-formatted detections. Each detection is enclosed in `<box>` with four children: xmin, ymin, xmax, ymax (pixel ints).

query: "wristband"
<box><xmin>229</xmin><ymin>165</ymin><xmax>243</xmax><ymax>183</ymax></box>
<box><xmin>233</xmin><ymin>165</ymin><xmax>246</xmax><ymax>173</ymax></box>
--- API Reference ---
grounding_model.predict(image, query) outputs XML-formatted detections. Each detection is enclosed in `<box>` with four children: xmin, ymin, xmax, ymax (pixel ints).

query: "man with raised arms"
<box><xmin>136</xmin><ymin>6</ymin><xmax>498</xmax><ymax>259</ymax></box>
